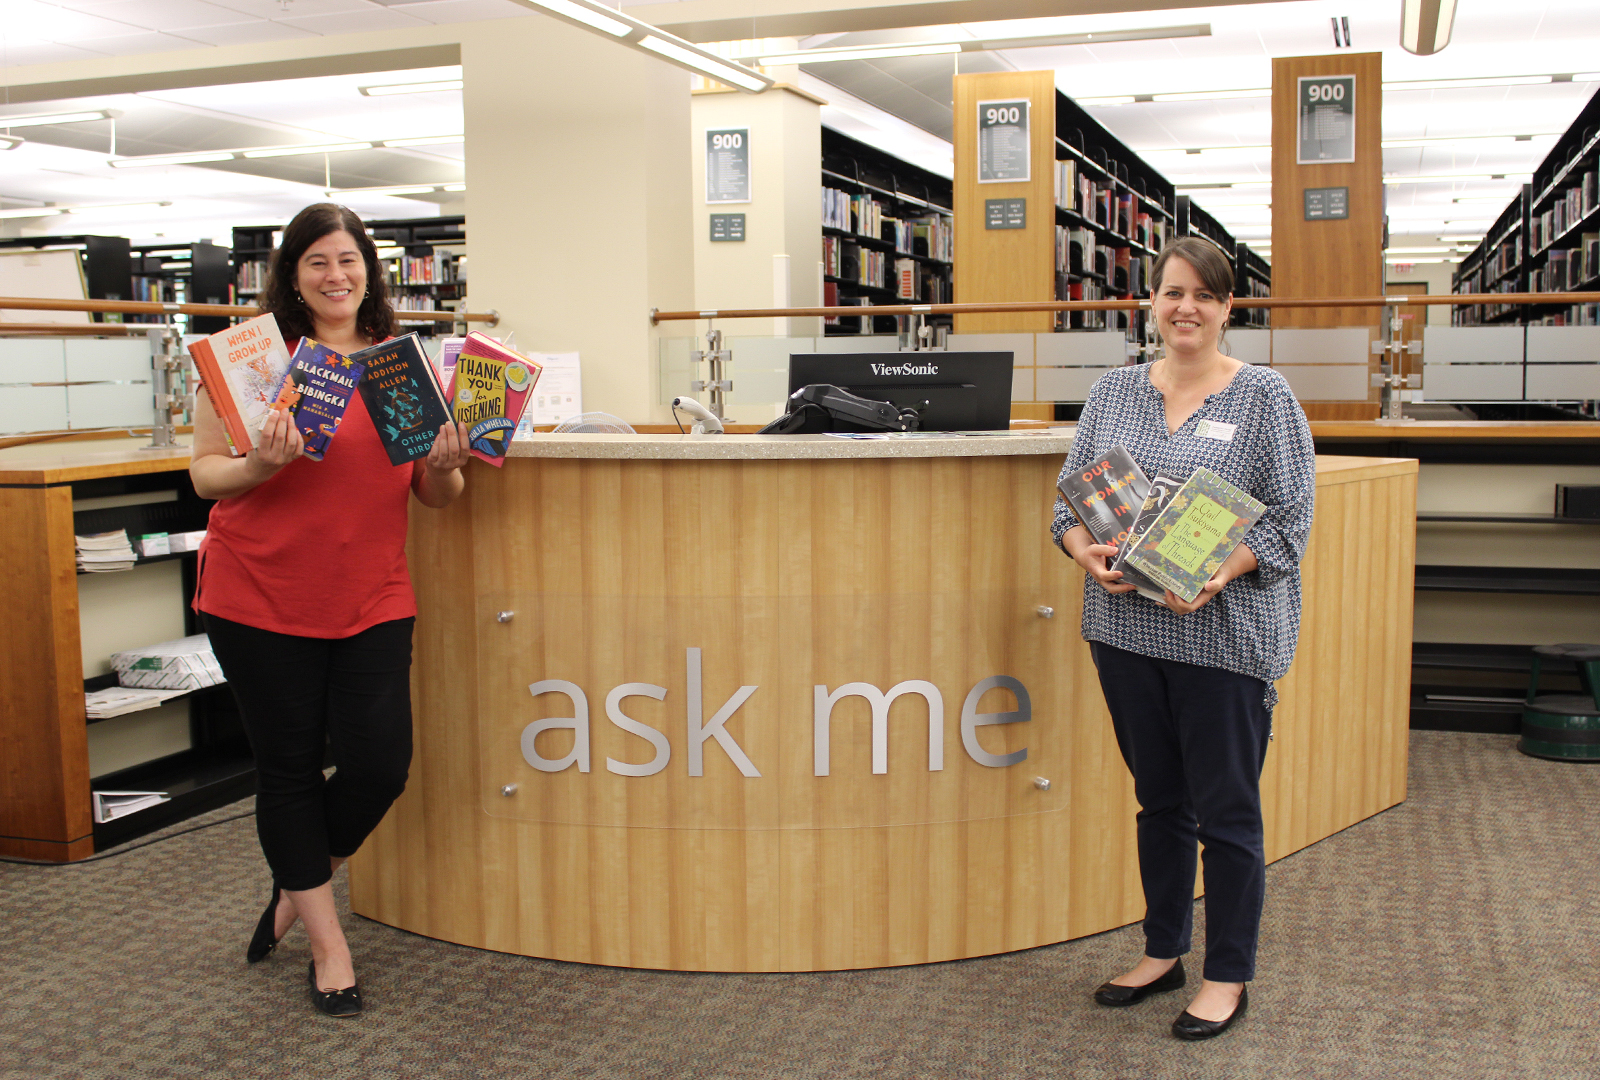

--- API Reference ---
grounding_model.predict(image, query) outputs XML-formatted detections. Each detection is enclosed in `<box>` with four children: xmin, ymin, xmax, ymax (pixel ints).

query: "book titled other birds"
<box><xmin>1122</xmin><ymin>467</ymin><xmax>1266</xmax><ymax>603</ymax></box>
<box><xmin>350</xmin><ymin>333</ymin><xmax>453</xmax><ymax>466</ymax></box>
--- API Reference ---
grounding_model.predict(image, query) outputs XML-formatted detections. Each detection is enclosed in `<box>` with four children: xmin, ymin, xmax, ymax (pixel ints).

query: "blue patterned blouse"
<box><xmin>1050</xmin><ymin>362</ymin><xmax>1317</xmax><ymax>707</ymax></box>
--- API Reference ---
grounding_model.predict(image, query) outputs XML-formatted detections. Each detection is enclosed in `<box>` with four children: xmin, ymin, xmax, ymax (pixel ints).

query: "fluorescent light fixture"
<box><xmin>242</xmin><ymin>142</ymin><xmax>372</xmax><ymax>159</ymax></box>
<box><xmin>1386</xmin><ymin>246</ymin><xmax>1452</xmax><ymax>254</ymax></box>
<box><xmin>0</xmin><ymin>109</ymin><xmax>113</xmax><ymax>129</ymax></box>
<box><xmin>441</xmin><ymin>184</ymin><xmax>466</xmax><ymax>191</ymax></box>
<box><xmin>383</xmin><ymin>135</ymin><xmax>464</xmax><ymax>147</ymax></box>
<box><xmin>756</xmin><ymin>42</ymin><xmax>959</xmax><ymax>64</ymax></box>
<box><xmin>1382</xmin><ymin>173</ymin><xmax>1530</xmax><ymax>185</ymax></box>
<box><xmin>1452</xmin><ymin>196</ymin><xmax>1514</xmax><ymax>204</ymax></box>
<box><xmin>1577</xmin><ymin>72</ymin><xmax>1600</xmax><ymax>82</ymax></box>
<box><xmin>1174</xmin><ymin>180</ymin><xmax>1273</xmax><ymax>190</ymax></box>
<box><xmin>1401</xmin><ymin>0</ymin><xmax>1457</xmax><ymax>56</ymax></box>
<box><xmin>521</xmin><ymin>0</ymin><xmax>630</xmax><ymax>36</ymax></box>
<box><xmin>0</xmin><ymin>135</ymin><xmax>20</xmax><ymax>150</ymax></box>
<box><xmin>327</xmin><ymin>185</ymin><xmax>440</xmax><ymax>197</ymax></box>
<box><xmin>748</xmin><ymin>24</ymin><xmax>1211</xmax><ymax>65</ymax></box>
<box><xmin>507</xmin><ymin>0</ymin><xmax>773</xmax><ymax>93</ymax></box>
<box><xmin>1437</xmin><ymin>234</ymin><xmax>1488</xmax><ymax>240</ymax></box>
<box><xmin>359</xmin><ymin>79</ymin><xmax>464</xmax><ymax>96</ymax></box>
<box><xmin>1388</xmin><ymin>75</ymin><xmax>1551</xmax><ymax>91</ymax></box>
<box><xmin>110</xmin><ymin>151</ymin><xmax>237</xmax><ymax>167</ymax></box>
<box><xmin>637</xmin><ymin>36</ymin><xmax>769</xmax><ymax>92</ymax></box>
<box><xmin>1080</xmin><ymin>87</ymin><xmax>1270</xmax><ymax>105</ymax></box>
<box><xmin>1382</xmin><ymin>133</ymin><xmax>1556</xmax><ymax>148</ymax></box>
<box><xmin>0</xmin><ymin>200</ymin><xmax>171</xmax><ymax>219</ymax></box>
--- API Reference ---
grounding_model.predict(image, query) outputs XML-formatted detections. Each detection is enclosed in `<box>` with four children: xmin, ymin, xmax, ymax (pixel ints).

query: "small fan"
<box><xmin>551</xmin><ymin>412</ymin><xmax>636</xmax><ymax>434</ymax></box>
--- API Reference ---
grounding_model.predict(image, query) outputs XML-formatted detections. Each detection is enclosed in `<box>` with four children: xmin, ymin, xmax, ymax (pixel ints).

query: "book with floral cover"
<box><xmin>1122</xmin><ymin>467</ymin><xmax>1266</xmax><ymax>603</ymax></box>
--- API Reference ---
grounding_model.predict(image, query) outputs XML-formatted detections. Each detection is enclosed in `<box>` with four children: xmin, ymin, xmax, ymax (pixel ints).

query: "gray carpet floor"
<box><xmin>2</xmin><ymin>730</ymin><xmax>1597</xmax><ymax>1080</ymax></box>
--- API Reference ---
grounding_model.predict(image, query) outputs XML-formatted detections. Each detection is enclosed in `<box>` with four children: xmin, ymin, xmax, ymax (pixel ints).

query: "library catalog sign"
<box><xmin>477</xmin><ymin>595</ymin><xmax>1065</xmax><ymax>830</ymax></box>
<box><xmin>1297</xmin><ymin>75</ymin><xmax>1356</xmax><ymax>164</ymax></box>
<box><xmin>705</xmin><ymin>127</ymin><xmax>751</xmax><ymax>203</ymax></box>
<box><xmin>977</xmin><ymin>99</ymin><xmax>1030</xmax><ymax>183</ymax></box>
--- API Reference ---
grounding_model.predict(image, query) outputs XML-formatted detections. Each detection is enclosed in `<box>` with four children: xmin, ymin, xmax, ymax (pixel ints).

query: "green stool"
<box><xmin>1519</xmin><ymin>643</ymin><xmax>1600</xmax><ymax>762</ymax></box>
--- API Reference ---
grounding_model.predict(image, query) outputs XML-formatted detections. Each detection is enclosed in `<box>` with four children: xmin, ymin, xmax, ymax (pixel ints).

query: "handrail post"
<box><xmin>143</xmin><ymin>325</ymin><xmax>187</xmax><ymax>450</ymax></box>
<box><xmin>690</xmin><ymin>327</ymin><xmax>732</xmax><ymax>420</ymax></box>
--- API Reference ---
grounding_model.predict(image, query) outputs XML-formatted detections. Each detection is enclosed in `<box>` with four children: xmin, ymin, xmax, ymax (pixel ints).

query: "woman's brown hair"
<box><xmin>1150</xmin><ymin>236</ymin><xmax>1235</xmax><ymax>299</ymax></box>
<box><xmin>258</xmin><ymin>203</ymin><xmax>397</xmax><ymax>345</ymax></box>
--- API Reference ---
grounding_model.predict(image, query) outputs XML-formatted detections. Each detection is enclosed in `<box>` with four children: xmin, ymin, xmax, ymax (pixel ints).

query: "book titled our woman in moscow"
<box><xmin>350</xmin><ymin>333</ymin><xmax>453</xmax><ymax>465</ymax></box>
<box><xmin>1122</xmin><ymin>467</ymin><xmax>1266</xmax><ymax>603</ymax></box>
<box><xmin>1056</xmin><ymin>445</ymin><xmax>1168</xmax><ymax>603</ymax></box>
<box><xmin>269</xmin><ymin>338</ymin><xmax>364</xmax><ymax>461</ymax></box>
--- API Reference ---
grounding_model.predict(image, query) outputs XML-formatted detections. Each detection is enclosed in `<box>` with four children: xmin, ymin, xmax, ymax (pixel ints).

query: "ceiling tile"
<box><xmin>62</xmin><ymin>0</ymin><xmax>257</xmax><ymax>31</ymax></box>
<box><xmin>0</xmin><ymin>41</ymin><xmax>108</xmax><ymax>65</ymax></box>
<box><xmin>203</xmin><ymin>0</ymin><xmax>372</xmax><ymax>16</ymax></box>
<box><xmin>385</xmin><ymin>0</ymin><xmax>530</xmax><ymax>23</ymax></box>
<box><xmin>278</xmin><ymin>9</ymin><xmax>433</xmax><ymax>34</ymax></box>
<box><xmin>168</xmin><ymin>20</ymin><xmax>318</xmax><ymax>46</ymax></box>
<box><xmin>69</xmin><ymin>32</ymin><xmax>216</xmax><ymax>56</ymax></box>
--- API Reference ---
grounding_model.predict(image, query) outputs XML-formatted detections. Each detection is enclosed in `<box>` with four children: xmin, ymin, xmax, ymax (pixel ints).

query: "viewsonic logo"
<box><xmin>869</xmin><ymin>362</ymin><xmax>939</xmax><ymax>376</ymax></box>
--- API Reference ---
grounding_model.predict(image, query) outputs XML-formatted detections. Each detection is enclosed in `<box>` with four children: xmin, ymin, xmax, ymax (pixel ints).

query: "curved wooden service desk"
<box><xmin>352</xmin><ymin>434</ymin><xmax>1418</xmax><ymax>972</ymax></box>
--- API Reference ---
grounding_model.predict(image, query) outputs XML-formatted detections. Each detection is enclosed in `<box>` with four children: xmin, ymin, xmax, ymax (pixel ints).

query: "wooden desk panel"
<box><xmin>352</xmin><ymin>448</ymin><xmax>1417</xmax><ymax>971</ymax></box>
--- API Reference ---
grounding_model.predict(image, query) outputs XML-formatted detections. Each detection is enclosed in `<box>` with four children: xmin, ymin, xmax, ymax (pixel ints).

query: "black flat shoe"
<box><xmin>1093</xmin><ymin>958</ymin><xmax>1186</xmax><ymax>1007</ymax></box>
<box><xmin>245</xmin><ymin>884</ymin><xmax>282</xmax><ymax>964</ymax></box>
<box><xmin>1172</xmin><ymin>984</ymin><xmax>1248</xmax><ymax>1040</ymax></box>
<box><xmin>308</xmin><ymin>960</ymin><xmax>363</xmax><ymax>1018</ymax></box>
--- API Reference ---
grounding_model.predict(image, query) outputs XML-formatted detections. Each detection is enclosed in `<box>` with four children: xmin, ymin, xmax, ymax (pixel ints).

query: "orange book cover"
<box><xmin>186</xmin><ymin>312</ymin><xmax>290</xmax><ymax>456</ymax></box>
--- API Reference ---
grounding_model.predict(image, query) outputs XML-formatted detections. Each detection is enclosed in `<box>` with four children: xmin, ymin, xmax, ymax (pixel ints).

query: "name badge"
<box><xmin>1194</xmin><ymin>419</ymin><xmax>1236</xmax><ymax>442</ymax></box>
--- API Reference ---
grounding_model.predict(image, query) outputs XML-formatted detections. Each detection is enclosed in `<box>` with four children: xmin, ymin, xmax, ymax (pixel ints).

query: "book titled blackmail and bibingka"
<box><xmin>269</xmin><ymin>338</ymin><xmax>364</xmax><ymax>462</ymax></box>
<box><xmin>350</xmin><ymin>333</ymin><xmax>453</xmax><ymax>466</ymax></box>
<box><xmin>1123</xmin><ymin>467</ymin><xmax>1267</xmax><ymax>603</ymax></box>
<box><xmin>1056</xmin><ymin>445</ymin><xmax>1168</xmax><ymax>604</ymax></box>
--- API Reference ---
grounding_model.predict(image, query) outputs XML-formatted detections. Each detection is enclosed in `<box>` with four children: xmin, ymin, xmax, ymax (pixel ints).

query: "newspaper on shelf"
<box><xmin>75</xmin><ymin>529</ymin><xmax>137</xmax><ymax>573</ymax></box>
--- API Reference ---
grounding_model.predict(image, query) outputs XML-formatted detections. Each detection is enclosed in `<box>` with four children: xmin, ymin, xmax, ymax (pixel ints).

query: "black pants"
<box><xmin>203</xmin><ymin>612</ymin><xmax>415</xmax><ymax>892</ymax></box>
<box><xmin>1090</xmin><ymin>641</ymin><xmax>1272</xmax><ymax>983</ymax></box>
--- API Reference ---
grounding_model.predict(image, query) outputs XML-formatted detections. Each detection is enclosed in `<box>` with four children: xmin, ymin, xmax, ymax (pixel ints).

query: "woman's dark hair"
<box><xmin>1151</xmin><ymin>236</ymin><xmax>1235</xmax><ymax>300</ymax></box>
<box><xmin>258</xmin><ymin>203</ymin><xmax>396</xmax><ymax>344</ymax></box>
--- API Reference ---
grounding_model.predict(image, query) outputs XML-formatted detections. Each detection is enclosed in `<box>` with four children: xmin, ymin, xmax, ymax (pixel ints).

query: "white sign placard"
<box><xmin>705</xmin><ymin>127</ymin><xmax>751</xmax><ymax>204</ymax></box>
<box><xmin>977</xmin><ymin>99</ymin><xmax>1030</xmax><ymax>183</ymax></box>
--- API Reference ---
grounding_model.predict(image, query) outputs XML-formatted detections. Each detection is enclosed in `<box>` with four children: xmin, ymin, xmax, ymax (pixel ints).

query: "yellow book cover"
<box><xmin>452</xmin><ymin>339</ymin><xmax>507</xmax><ymax>441</ymax></box>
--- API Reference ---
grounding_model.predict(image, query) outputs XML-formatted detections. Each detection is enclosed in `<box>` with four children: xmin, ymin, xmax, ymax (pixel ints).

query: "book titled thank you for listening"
<box><xmin>1122</xmin><ymin>467</ymin><xmax>1266</xmax><ymax>603</ymax></box>
<box><xmin>270</xmin><ymin>338</ymin><xmax>364</xmax><ymax>461</ymax></box>
<box><xmin>449</xmin><ymin>331</ymin><xmax>542</xmax><ymax>468</ymax></box>
<box><xmin>1056</xmin><ymin>445</ymin><xmax>1168</xmax><ymax>604</ymax></box>
<box><xmin>351</xmin><ymin>333</ymin><xmax>452</xmax><ymax>465</ymax></box>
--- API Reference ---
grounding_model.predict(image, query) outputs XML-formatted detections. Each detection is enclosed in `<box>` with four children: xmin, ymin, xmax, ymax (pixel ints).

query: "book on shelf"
<box><xmin>269</xmin><ymin>338</ymin><xmax>365</xmax><ymax>462</ymax></box>
<box><xmin>186</xmin><ymin>312</ymin><xmax>292</xmax><ymax>455</ymax></box>
<box><xmin>85</xmin><ymin>686</ymin><xmax>189</xmax><ymax>720</ymax></box>
<box><xmin>435</xmin><ymin>336</ymin><xmax>466</xmax><ymax>388</ymax></box>
<box><xmin>351</xmin><ymin>333</ymin><xmax>454</xmax><ymax>466</ymax></box>
<box><xmin>448</xmin><ymin>331</ymin><xmax>542</xmax><ymax>468</ymax></box>
<box><xmin>76</xmin><ymin>529</ymin><xmax>137</xmax><ymax>572</ymax></box>
<box><xmin>92</xmin><ymin>790</ymin><xmax>170</xmax><ymax>824</ymax></box>
<box><xmin>1056</xmin><ymin>446</ymin><xmax>1167</xmax><ymax>604</ymax></box>
<box><xmin>1122</xmin><ymin>467</ymin><xmax>1266</xmax><ymax>603</ymax></box>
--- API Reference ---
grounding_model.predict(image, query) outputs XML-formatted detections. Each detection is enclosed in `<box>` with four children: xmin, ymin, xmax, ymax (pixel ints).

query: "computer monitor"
<box><xmin>786</xmin><ymin>351</ymin><xmax>1014</xmax><ymax>431</ymax></box>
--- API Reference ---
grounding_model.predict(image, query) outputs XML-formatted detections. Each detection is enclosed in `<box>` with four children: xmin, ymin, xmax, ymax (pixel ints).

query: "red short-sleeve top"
<box><xmin>193</xmin><ymin>342</ymin><xmax>416</xmax><ymax>638</ymax></box>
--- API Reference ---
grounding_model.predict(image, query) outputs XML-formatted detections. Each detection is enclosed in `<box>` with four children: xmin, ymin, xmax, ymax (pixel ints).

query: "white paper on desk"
<box><xmin>526</xmin><ymin>353</ymin><xmax>582</xmax><ymax>428</ymax></box>
<box><xmin>92</xmin><ymin>790</ymin><xmax>169</xmax><ymax>824</ymax></box>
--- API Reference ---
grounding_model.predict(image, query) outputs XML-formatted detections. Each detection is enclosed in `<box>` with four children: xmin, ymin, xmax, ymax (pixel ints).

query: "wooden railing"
<box><xmin>0</xmin><ymin>295</ymin><xmax>499</xmax><ymax>332</ymax></box>
<box><xmin>650</xmin><ymin>292</ymin><xmax>1600</xmax><ymax>322</ymax></box>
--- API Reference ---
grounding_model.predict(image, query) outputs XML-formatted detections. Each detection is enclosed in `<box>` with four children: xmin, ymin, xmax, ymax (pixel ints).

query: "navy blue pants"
<box><xmin>203</xmin><ymin>612</ymin><xmax>415</xmax><ymax>892</ymax></box>
<box><xmin>1090</xmin><ymin>641</ymin><xmax>1272</xmax><ymax>983</ymax></box>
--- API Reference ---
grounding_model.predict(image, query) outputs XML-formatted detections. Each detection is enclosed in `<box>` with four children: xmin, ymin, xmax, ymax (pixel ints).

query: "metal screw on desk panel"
<box><xmin>1033</xmin><ymin>777</ymin><xmax>1052</xmax><ymax>791</ymax></box>
<box><xmin>1036</xmin><ymin>606</ymin><xmax>1054</xmax><ymax>619</ymax></box>
<box><xmin>497</xmin><ymin>611</ymin><xmax>515</xmax><ymax>623</ymax></box>
<box><xmin>500</xmin><ymin>784</ymin><xmax>518</xmax><ymax>797</ymax></box>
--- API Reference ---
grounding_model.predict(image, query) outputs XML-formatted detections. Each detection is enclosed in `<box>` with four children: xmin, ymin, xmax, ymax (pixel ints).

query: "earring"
<box><xmin>294</xmin><ymin>291</ymin><xmax>305</xmax><ymax>305</ymax></box>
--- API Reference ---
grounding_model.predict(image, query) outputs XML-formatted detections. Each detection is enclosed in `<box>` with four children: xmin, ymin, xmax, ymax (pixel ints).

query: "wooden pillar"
<box><xmin>1271</xmin><ymin>53</ymin><xmax>1384</xmax><ymax>328</ymax></box>
<box><xmin>952</xmin><ymin>71</ymin><xmax>1056</xmax><ymax>334</ymax></box>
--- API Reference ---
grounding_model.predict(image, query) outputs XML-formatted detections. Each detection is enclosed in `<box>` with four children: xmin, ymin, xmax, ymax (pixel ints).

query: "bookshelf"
<box><xmin>232</xmin><ymin>215</ymin><xmax>467</xmax><ymax>338</ymax></box>
<box><xmin>953</xmin><ymin>73</ymin><xmax>1268</xmax><ymax>346</ymax></box>
<box><xmin>126</xmin><ymin>241</ymin><xmax>232</xmax><ymax>335</ymax></box>
<box><xmin>1234</xmin><ymin>242</ymin><xmax>1273</xmax><ymax>328</ymax></box>
<box><xmin>820</xmin><ymin>127</ymin><xmax>953</xmax><ymax>336</ymax></box>
<box><xmin>1454</xmin><ymin>87</ymin><xmax>1600</xmax><ymax>327</ymax></box>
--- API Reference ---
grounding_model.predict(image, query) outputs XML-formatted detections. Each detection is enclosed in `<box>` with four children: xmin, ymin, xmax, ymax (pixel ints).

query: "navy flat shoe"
<box><xmin>1172</xmin><ymin>984</ymin><xmax>1248</xmax><ymax>1040</ymax></box>
<box><xmin>308</xmin><ymin>960</ymin><xmax>363</xmax><ymax>1018</ymax></box>
<box><xmin>1093</xmin><ymin>958</ymin><xmax>1186</xmax><ymax>1007</ymax></box>
<box><xmin>245</xmin><ymin>884</ymin><xmax>281</xmax><ymax>964</ymax></box>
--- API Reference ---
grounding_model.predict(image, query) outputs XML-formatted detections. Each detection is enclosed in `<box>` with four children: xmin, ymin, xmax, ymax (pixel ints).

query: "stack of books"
<box><xmin>110</xmin><ymin>634</ymin><xmax>225</xmax><ymax>691</ymax></box>
<box><xmin>85</xmin><ymin>686</ymin><xmax>189</xmax><ymax>720</ymax></box>
<box><xmin>76</xmin><ymin>530</ymin><xmax>137</xmax><ymax>573</ymax></box>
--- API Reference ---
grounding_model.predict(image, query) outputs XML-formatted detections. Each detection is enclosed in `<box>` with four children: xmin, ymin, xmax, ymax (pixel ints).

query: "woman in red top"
<box><xmin>190</xmin><ymin>203</ymin><xmax>470</xmax><ymax>1017</ymax></box>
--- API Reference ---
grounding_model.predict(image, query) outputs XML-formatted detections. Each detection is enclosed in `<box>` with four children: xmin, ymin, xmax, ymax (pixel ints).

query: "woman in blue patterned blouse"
<box><xmin>1052</xmin><ymin>236</ymin><xmax>1316</xmax><ymax>1040</ymax></box>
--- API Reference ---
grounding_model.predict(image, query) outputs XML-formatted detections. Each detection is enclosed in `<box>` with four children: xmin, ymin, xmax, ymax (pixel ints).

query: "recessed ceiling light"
<box><xmin>326</xmin><ymin>184</ymin><xmax>454</xmax><ymax>197</ymax></box>
<box><xmin>359</xmin><ymin>79</ymin><xmax>464</xmax><ymax>96</ymax></box>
